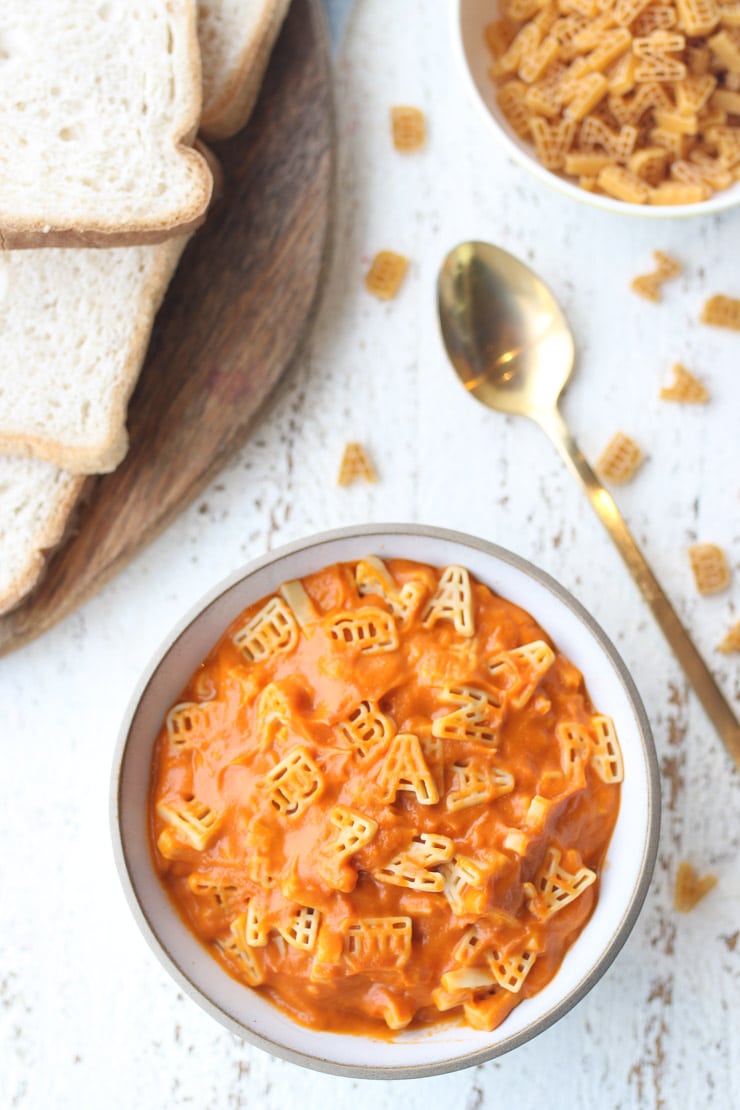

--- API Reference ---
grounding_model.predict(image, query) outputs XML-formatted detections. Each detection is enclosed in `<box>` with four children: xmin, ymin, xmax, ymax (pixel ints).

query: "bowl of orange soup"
<box><xmin>112</xmin><ymin>524</ymin><xmax>660</xmax><ymax>1078</ymax></box>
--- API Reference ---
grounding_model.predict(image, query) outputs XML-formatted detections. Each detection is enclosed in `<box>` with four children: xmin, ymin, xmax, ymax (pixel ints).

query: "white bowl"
<box><xmin>455</xmin><ymin>0</ymin><xmax>740</xmax><ymax>218</ymax></box>
<box><xmin>112</xmin><ymin>524</ymin><xmax>660</xmax><ymax>1078</ymax></box>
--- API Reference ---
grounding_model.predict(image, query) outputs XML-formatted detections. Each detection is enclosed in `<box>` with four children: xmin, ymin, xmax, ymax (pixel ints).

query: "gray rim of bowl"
<box><xmin>111</xmin><ymin>522</ymin><xmax>661</xmax><ymax>1080</ymax></box>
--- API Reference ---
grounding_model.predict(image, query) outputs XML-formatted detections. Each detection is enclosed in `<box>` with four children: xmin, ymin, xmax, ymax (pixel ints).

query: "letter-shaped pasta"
<box><xmin>243</xmin><ymin>819</ymin><xmax>278</xmax><ymax>889</ymax></box>
<box><xmin>579</xmin><ymin>116</ymin><xmax>638</xmax><ymax>160</ymax></box>
<box><xmin>263</xmin><ymin>747</ymin><xmax>324</xmax><ymax>818</ymax></box>
<box><xmin>421</xmin><ymin>566</ymin><xmax>475</xmax><ymax>637</ymax></box>
<box><xmin>215</xmin><ymin>932</ymin><xmax>265</xmax><ymax>987</ymax></box>
<box><xmin>156</xmin><ymin>797</ymin><xmax>221</xmax><ymax>851</ymax></box>
<box><xmin>187</xmin><ymin>872</ymin><xmax>239</xmax><ymax>913</ymax></box>
<box><xmin>390</xmin><ymin>105</ymin><xmax>426</xmax><ymax>153</ymax></box>
<box><xmin>497</xmin><ymin>80</ymin><xmax>532</xmax><ymax>139</ymax></box>
<box><xmin>432</xmin><ymin>684</ymin><xmax>505</xmax><ymax>747</ymax></box>
<box><xmin>676</xmin><ymin>0</ymin><xmax>720</xmax><ymax>35</ymax></box>
<box><xmin>441</xmin><ymin>855</ymin><xmax>487</xmax><ymax>916</ymax></box>
<box><xmin>556</xmin><ymin>721</ymin><xmax>591</xmax><ymax>782</ymax></box>
<box><xmin>327</xmin><ymin>607</ymin><xmax>399</xmax><ymax>654</ymax></box>
<box><xmin>355</xmin><ymin>556</ymin><xmax>427</xmax><ymax>625</ymax></box>
<box><xmin>524</xmin><ymin>846</ymin><xmax>597</xmax><ymax>920</ymax></box>
<box><xmin>419</xmin><ymin>732</ymin><xmax>444</xmax><ymax>783</ymax></box>
<box><xmin>687</xmin><ymin>543</ymin><xmax>731</xmax><ymax>596</ymax></box>
<box><xmin>256</xmin><ymin>682</ymin><xmax>293</xmax><ymax>748</ymax></box>
<box><xmin>166</xmin><ymin>702</ymin><xmax>212</xmax><ymax>748</ymax></box>
<box><xmin>556</xmin><ymin>716</ymin><xmax>624</xmax><ymax>784</ymax></box>
<box><xmin>233</xmin><ymin>597</ymin><xmax>299</xmax><ymax>662</ymax></box>
<box><xmin>344</xmin><ymin>917</ymin><xmax>413</xmax><ymax>972</ymax></box>
<box><xmin>590</xmin><ymin>715</ymin><xmax>624</xmax><ymax>783</ymax></box>
<box><xmin>446</xmin><ymin>759</ymin><xmax>514</xmax><ymax>812</ymax></box>
<box><xmin>485</xmin><ymin>946</ymin><xmax>537</xmax><ymax>993</ymax></box>
<box><xmin>675</xmin><ymin>77</ymin><xmax>717</xmax><ymax>115</ymax></box>
<box><xmin>377</xmin><ymin>733</ymin><xmax>439</xmax><ymax>805</ymax></box>
<box><xmin>375</xmin><ymin>832</ymin><xmax>454</xmax><ymax>892</ymax></box>
<box><xmin>364</xmin><ymin>252</ymin><xmax>409</xmax><ymax>301</ymax></box>
<box><xmin>529</xmin><ymin>117</ymin><xmax>577</xmax><ymax>170</ymax></box>
<box><xmin>615</xmin><ymin>0</ymin><xmax>652</xmax><ymax>24</ymax></box>
<box><xmin>701</xmin><ymin>293</ymin><xmax>740</xmax><ymax>331</ymax></box>
<box><xmin>320</xmin><ymin>806</ymin><xmax>378</xmax><ymax>892</ymax></box>
<box><xmin>633</xmin><ymin>31</ymin><xmax>687</xmax><ymax>83</ymax></box>
<box><xmin>244</xmin><ymin>898</ymin><xmax>270</xmax><ymax>947</ymax></box>
<box><xmin>488</xmin><ymin>640</ymin><xmax>555</xmax><ymax>710</ymax></box>
<box><xmin>228</xmin><ymin>905</ymin><xmax>269</xmax><ymax>951</ymax></box>
<box><xmin>452</xmin><ymin>925</ymin><xmax>487</xmax><ymax>966</ymax></box>
<box><xmin>328</xmin><ymin>806</ymin><xmax>378</xmax><ymax>859</ymax></box>
<box><xmin>337</xmin><ymin>699</ymin><xmax>396</xmax><ymax>761</ymax></box>
<box><xmin>278</xmin><ymin>906</ymin><xmax>321</xmax><ymax>951</ymax></box>
<box><xmin>659</xmin><ymin>363</ymin><xmax>709</xmax><ymax>403</ymax></box>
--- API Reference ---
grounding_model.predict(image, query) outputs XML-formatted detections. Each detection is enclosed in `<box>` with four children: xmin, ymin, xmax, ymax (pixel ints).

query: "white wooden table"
<box><xmin>2</xmin><ymin>2</ymin><xmax>739</xmax><ymax>1106</ymax></box>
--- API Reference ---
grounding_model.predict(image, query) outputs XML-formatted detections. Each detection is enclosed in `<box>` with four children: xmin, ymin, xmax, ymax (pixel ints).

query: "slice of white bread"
<box><xmin>198</xmin><ymin>0</ymin><xmax>291</xmax><ymax>140</ymax></box>
<box><xmin>0</xmin><ymin>457</ymin><xmax>85</xmax><ymax>616</ymax></box>
<box><xmin>0</xmin><ymin>0</ymin><xmax>212</xmax><ymax>247</ymax></box>
<box><xmin>0</xmin><ymin>238</ymin><xmax>190</xmax><ymax>474</ymax></box>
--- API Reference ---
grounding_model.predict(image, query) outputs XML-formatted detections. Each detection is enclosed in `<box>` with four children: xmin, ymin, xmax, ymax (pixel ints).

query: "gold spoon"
<box><xmin>438</xmin><ymin>240</ymin><xmax>740</xmax><ymax>768</ymax></box>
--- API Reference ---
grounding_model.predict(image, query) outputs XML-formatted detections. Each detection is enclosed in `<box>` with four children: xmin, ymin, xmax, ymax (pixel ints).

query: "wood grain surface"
<box><xmin>0</xmin><ymin>0</ymin><xmax>333</xmax><ymax>657</ymax></box>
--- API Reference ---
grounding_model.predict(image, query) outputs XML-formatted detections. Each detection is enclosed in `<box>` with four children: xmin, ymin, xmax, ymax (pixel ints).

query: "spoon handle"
<box><xmin>537</xmin><ymin>407</ymin><xmax>740</xmax><ymax>768</ymax></box>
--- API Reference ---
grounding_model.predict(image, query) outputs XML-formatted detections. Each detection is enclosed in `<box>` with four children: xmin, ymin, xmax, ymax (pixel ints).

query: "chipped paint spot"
<box><xmin>648</xmin><ymin>977</ymin><xmax>673</xmax><ymax>1006</ymax></box>
<box><xmin>661</xmin><ymin>753</ymin><xmax>686</xmax><ymax>814</ymax></box>
<box><xmin>721</xmin><ymin>930</ymin><xmax>739</xmax><ymax>953</ymax></box>
<box><xmin>666</xmin><ymin>716</ymin><xmax>687</xmax><ymax>750</ymax></box>
<box><xmin>465</xmin><ymin>1085</ymin><xmax>485</xmax><ymax>1110</ymax></box>
<box><xmin>667</xmin><ymin>682</ymin><xmax>688</xmax><ymax>711</ymax></box>
<box><xmin>629</xmin><ymin>1015</ymin><xmax>669</xmax><ymax>1110</ymax></box>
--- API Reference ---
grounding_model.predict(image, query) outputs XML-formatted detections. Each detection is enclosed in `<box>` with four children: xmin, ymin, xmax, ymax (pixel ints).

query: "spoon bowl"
<box><xmin>438</xmin><ymin>241</ymin><xmax>740</xmax><ymax>766</ymax></box>
<box><xmin>438</xmin><ymin>242</ymin><xmax>574</xmax><ymax>416</ymax></box>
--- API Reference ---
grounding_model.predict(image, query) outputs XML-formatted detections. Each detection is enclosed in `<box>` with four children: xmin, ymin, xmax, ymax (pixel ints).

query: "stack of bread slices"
<box><xmin>0</xmin><ymin>0</ymin><xmax>290</xmax><ymax>616</ymax></box>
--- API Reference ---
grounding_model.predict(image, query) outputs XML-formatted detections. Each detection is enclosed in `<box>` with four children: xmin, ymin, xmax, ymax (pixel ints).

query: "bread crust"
<box><xmin>0</xmin><ymin>467</ymin><xmax>87</xmax><ymax>616</ymax></box>
<box><xmin>199</xmin><ymin>0</ymin><xmax>291</xmax><ymax>140</ymax></box>
<box><xmin>0</xmin><ymin>156</ymin><xmax>211</xmax><ymax>248</ymax></box>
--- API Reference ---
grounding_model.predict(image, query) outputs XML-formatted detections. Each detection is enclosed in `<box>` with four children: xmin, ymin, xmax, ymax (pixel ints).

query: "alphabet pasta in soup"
<box><xmin>150</xmin><ymin>557</ymin><xmax>622</xmax><ymax>1034</ymax></box>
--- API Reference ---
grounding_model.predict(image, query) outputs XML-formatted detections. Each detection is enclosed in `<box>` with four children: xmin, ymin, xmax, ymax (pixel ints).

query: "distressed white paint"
<box><xmin>1</xmin><ymin>2</ymin><xmax>739</xmax><ymax>1107</ymax></box>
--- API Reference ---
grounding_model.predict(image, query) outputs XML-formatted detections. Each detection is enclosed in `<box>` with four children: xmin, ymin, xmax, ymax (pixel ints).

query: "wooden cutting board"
<box><xmin>0</xmin><ymin>0</ymin><xmax>333</xmax><ymax>657</ymax></box>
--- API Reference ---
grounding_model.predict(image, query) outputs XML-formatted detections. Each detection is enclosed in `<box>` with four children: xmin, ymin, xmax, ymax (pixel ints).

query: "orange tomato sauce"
<box><xmin>150</xmin><ymin>558</ymin><xmax>621</xmax><ymax>1036</ymax></box>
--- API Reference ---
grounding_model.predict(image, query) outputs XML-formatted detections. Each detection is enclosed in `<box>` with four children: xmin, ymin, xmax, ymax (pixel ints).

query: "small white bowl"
<box><xmin>455</xmin><ymin>0</ymin><xmax>740</xmax><ymax>218</ymax></box>
<box><xmin>112</xmin><ymin>524</ymin><xmax>660</xmax><ymax>1079</ymax></box>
